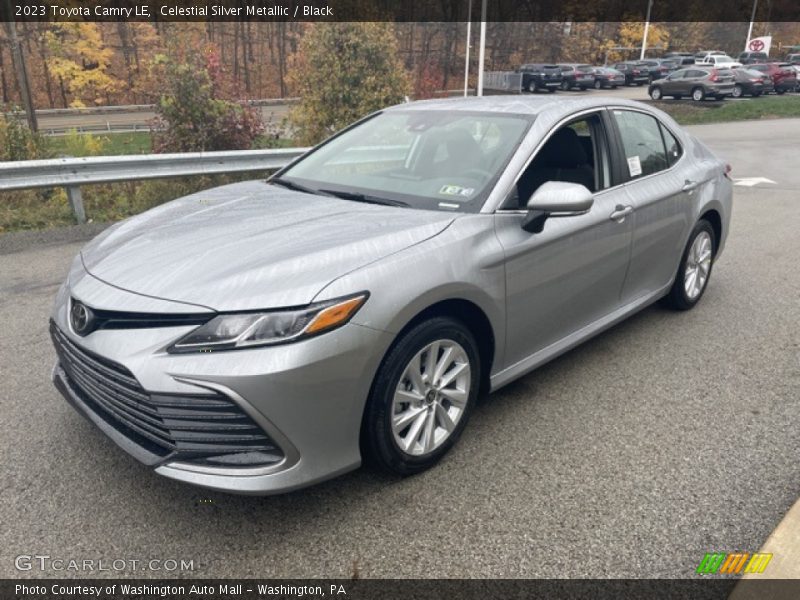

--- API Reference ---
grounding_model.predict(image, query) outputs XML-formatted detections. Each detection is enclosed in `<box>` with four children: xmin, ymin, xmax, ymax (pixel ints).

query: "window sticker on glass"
<box><xmin>439</xmin><ymin>184</ymin><xmax>475</xmax><ymax>198</ymax></box>
<box><xmin>627</xmin><ymin>156</ymin><xmax>642</xmax><ymax>177</ymax></box>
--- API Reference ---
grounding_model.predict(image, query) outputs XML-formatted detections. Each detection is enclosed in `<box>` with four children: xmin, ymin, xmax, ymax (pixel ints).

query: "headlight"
<box><xmin>168</xmin><ymin>293</ymin><xmax>368</xmax><ymax>353</ymax></box>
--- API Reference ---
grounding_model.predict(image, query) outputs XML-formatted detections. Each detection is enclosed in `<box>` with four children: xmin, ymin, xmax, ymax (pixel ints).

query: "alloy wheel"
<box><xmin>391</xmin><ymin>339</ymin><xmax>471</xmax><ymax>456</ymax></box>
<box><xmin>684</xmin><ymin>231</ymin><xmax>713</xmax><ymax>300</ymax></box>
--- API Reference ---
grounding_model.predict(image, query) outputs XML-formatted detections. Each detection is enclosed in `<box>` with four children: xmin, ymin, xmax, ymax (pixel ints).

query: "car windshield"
<box><xmin>277</xmin><ymin>110</ymin><xmax>533</xmax><ymax>213</ymax></box>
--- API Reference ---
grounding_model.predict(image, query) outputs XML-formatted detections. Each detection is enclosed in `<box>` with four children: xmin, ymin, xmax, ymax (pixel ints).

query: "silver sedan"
<box><xmin>50</xmin><ymin>96</ymin><xmax>732</xmax><ymax>494</ymax></box>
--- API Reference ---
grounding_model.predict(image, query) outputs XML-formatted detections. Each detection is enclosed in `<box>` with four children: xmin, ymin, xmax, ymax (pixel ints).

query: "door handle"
<box><xmin>610</xmin><ymin>205</ymin><xmax>634</xmax><ymax>222</ymax></box>
<box><xmin>682</xmin><ymin>179</ymin><xmax>699</xmax><ymax>193</ymax></box>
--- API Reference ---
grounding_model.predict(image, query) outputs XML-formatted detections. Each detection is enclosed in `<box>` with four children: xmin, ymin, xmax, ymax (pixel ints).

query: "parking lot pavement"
<box><xmin>1</xmin><ymin>119</ymin><xmax>798</xmax><ymax>579</ymax></box>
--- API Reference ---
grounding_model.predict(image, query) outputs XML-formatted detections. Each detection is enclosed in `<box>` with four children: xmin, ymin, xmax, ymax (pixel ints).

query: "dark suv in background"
<box><xmin>613</xmin><ymin>62</ymin><xmax>650</xmax><ymax>85</ymax></box>
<box><xmin>648</xmin><ymin>67</ymin><xmax>735</xmax><ymax>101</ymax></box>
<box><xmin>516</xmin><ymin>64</ymin><xmax>562</xmax><ymax>93</ymax></box>
<box><xmin>662</xmin><ymin>52</ymin><xmax>695</xmax><ymax>65</ymax></box>
<box><xmin>639</xmin><ymin>59</ymin><xmax>678</xmax><ymax>82</ymax></box>
<box><xmin>557</xmin><ymin>64</ymin><xmax>595</xmax><ymax>90</ymax></box>
<box><xmin>738</xmin><ymin>51</ymin><xmax>769</xmax><ymax>64</ymax></box>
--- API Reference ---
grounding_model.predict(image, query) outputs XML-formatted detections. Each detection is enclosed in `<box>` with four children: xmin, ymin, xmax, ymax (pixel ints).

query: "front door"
<box><xmin>495</xmin><ymin>111</ymin><xmax>634</xmax><ymax>371</ymax></box>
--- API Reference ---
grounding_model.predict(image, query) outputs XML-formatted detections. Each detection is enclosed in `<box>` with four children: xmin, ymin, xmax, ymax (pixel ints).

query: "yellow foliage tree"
<box><xmin>609</xmin><ymin>22</ymin><xmax>670</xmax><ymax>62</ymax></box>
<box><xmin>45</xmin><ymin>23</ymin><xmax>121</xmax><ymax>107</ymax></box>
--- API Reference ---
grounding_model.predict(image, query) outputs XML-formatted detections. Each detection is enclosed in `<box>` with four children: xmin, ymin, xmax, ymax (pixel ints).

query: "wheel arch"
<box><xmin>699</xmin><ymin>208</ymin><xmax>723</xmax><ymax>254</ymax></box>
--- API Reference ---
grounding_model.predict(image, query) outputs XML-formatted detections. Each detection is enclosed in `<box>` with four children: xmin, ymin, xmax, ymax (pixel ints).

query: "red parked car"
<box><xmin>747</xmin><ymin>62</ymin><xmax>798</xmax><ymax>94</ymax></box>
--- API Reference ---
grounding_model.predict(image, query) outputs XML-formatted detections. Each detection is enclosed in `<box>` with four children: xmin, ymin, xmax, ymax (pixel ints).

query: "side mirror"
<box><xmin>522</xmin><ymin>181</ymin><xmax>594</xmax><ymax>233</ymax></box>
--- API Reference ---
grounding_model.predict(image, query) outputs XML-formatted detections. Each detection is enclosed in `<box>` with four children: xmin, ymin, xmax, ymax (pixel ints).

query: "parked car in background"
<box><xmin>557</xmin><ymin>64</ymin><xmax>596</xmax><ymax>90</ymax></box>
<box><xmin>516</xmin><ymin>64</ymin><xmax>562</xmax><ymax>93</ymax></box>
<box><xmin>49</xmin><ymin>95</ymin><xmax>733</xmax><ymax>493</ymax></box>
<box><xmin>695</xmin><ymin>50</ymin><xmax>726</xmax><ymax>61</ymax></box>
<box><xmin>648</xmin><ymin>67</ymin><xmax>735</xmax><ymax>101</ymax></box>
<box><xmin>590</xmin><ymin>66</ymin><xmax>626</xmax><ymax>89</ymax></box>
<box><xmin>663</xmin><ymin>52</ymin><xmax>695</xmax><ymax>65</ymax></box>
<box><xmin>784</xmin><ymin>53</ymin><xmax>800</xmax><ymax>65</ymax></box>
<box><xmin>698</xmin><ymin>55</ymin><xmax>743</xmax><ymax>69</ymax></box>
<box><xmin>747</xmin><ymin>62</ymin><xmax>798</xmax><ymax>93</ymax></box>
<box><xmin>738</xmin><ymin>51</ymin><xmax>769</xmax><ymax>64</ymax></box>
<box><xmin>638</xmin><ymin>59</ymin><xmax>676</xmax><ymax>82</ymax></box>
<box><xmin>731</xmin><ymin>68</ymin><xmax>774</xmax><ymax>97</ymax></box>
<box><xmin>613</xmin><ymin>62</ymin><xmax>650</xmax><ymax>86</ymax></box>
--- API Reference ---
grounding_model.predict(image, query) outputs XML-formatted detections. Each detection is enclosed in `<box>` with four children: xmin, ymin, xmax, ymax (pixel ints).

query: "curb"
<box><xmin>729</xmin><ymin>497</ymin><xmax>800</xmax><ymax>599</ymax></box>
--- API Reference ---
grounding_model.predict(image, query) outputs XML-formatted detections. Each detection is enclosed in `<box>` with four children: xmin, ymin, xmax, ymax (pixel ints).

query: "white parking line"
<box><xmin>733</xmin><ymin>177</ymin><xmax>777</xmax><ymax>187</ymax></box>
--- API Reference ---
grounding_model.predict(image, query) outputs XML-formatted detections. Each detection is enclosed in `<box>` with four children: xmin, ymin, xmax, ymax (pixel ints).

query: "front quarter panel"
<box><xmin>314</xmin><ymin>215</ymin><xmax>507</xmax><ymax>378</ymax></box>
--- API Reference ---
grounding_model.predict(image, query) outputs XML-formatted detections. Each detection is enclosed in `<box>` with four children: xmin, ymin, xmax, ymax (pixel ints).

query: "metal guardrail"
<box><xmin>0</xmin><ymin>148</ymin><xmax>308</xmax><ymax>224</ymax></box>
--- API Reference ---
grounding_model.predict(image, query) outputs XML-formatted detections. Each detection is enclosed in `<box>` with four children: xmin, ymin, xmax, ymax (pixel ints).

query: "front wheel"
<box><xmin>664</xmin><ymin>221</ymin><xmax>716</xmax><ymax>311</ymax></box>
<box><xmin>732</xmin><ymin>84</ymin><xmax>744</xmax><ymax>98</ymax></box>
<box><xmin>362</xmin><ymin>317</ymin><xmax>481</xmax><ymax>475</ymax></box>
<box><xmin>561</xmin><ymin>80</ymin><xmax>570</xmax><ymax>91</ymax></box>
<box><xmin>650</xmin><ymin>87</ymin><xmax>663</xmax><ymax>100</ymax></box>
<box><xmin>594</xmin><ymin>79</ymin><xmax>602</xmax><ymax>89</ymax></box>
<box><xmin>692</xmin><ymin>87</ymin><xmax>706</xmax><ymax>101</ymax></box>
<box><xmin>527</xmin><ymin>81</ymin><xmax>537</xmax><ymax>93</ymax></box>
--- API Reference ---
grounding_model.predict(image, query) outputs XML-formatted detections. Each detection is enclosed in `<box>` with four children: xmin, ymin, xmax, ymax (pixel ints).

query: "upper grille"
<box><xmin>50</xmin><ymin>321</ymin><xmax>283</xmax><ymax>467</ymax></box>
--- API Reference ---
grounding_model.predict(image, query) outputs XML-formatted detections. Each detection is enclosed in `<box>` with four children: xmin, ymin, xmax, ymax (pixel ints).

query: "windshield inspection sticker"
<box><xmin>627</xmin><ymin>155</ymin><xmax>642</xmax><ymax>177</ymax></box>
<box><xmin>439</xmin><ymin>184</ymin><xmax>474</xmax><ymax>198</ymax></box>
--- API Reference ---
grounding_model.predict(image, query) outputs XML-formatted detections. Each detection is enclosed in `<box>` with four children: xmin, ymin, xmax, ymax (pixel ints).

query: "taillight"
<box><xmin>709</xmin><ymin>69</ymin><xmax>720</xmax><ymax>82</ymax></box>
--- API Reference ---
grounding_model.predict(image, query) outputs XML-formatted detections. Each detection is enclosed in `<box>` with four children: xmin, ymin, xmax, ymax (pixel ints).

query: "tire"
<box><xmin>594</xmin><ymin>80</ymin><xmax>602</xmax><ymax>89</ymax></box>
<box><xmin>663</xmin><ymin>220</ymin><xmax>716</xmax><ymax>311</ymax></box>
<box><xmin>528</xmin><ymin>81</ymin><xmax>537</xmax><ymax>93</ymax></box>
<box><xmin>362</xmin><ymin>316</ymin><xmax>481</xmax><ymax>476</ymax></box>
<box><xmin>692</xmin><ymin>87</ymin><xmax>706</xmax><ymax>101</ymax></box>
<box><xmin>561</xmin><ymin>80</ymin><xmax>570</xmax><ymax>91</ymax></box>
<box><xmin>732</xmin><ymin>84</ymin><xmax>743</xmax><ymax>98</ymax></box>
<box><xmin>650</xmin><ymin>86</ymin><xmax>663</xmax><ymax>100</ymax></box>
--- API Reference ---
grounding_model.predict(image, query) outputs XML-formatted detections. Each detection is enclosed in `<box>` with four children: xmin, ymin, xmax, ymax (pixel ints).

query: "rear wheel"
<box><xmin>692</xmin><ymin>87</ymin><xmax>706</xmax><ymax>101</ymax></box>
<box><xmin>561</xmin><ymin>80</ymin><xmax>570</xmax><ymax>91</ymax></box>
<box><xmin>664</xmin><ymin>221</ymin><xmax>716</xmax><ymax>311</ymax></box>
<box><xmin>594</xmin><ymin>79</ymin><xmax>602</xmax><ymax>89</ymax></box>
<box><xmin>528</xmin><ymin>81</ymin><xmax>537</xmax><ymax>93</ymax></box>
<box><xmin>732</xmin><ymin>84</ymin><xmax>744</xmax><ymax>98</ymax></box>
<box><xmin>362</xmin><ymin>317</ymin><xmax>481</xmax><ymax>475</ymax></box>
<box><xmin>650</xmin><ymin>87</ymin><xmax>663</xmax><ymax>100</ymax></box>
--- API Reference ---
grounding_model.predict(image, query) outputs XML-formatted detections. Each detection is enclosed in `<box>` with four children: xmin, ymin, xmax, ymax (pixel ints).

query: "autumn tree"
<box><xmin>150</xmin><ymin>43</ymin><xmax>264</xmax><ymax>153</ymax></box>
<box><xmin>44</xmin><ymin>23</ymin><xmax>121</xmax><ymax>107</ymax></box>
<box><xmin>288</xmin><ymin>23</ymin><xmax>410</xmax><ymax>145</ymax></box>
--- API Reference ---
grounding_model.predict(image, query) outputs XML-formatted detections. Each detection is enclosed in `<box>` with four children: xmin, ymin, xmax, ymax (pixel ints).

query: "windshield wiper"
<box><xmin>269</xmin><ymin>177</ymin><xmax>333</xmax><ymax>197</ymax></box>
<box><xmin>317</xmin><ymin>189</ymin><xmax>409</xmax><ymax>208</ymax></box>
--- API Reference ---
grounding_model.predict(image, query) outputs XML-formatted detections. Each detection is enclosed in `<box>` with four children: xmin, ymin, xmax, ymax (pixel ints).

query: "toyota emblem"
<box><xmin>70</xmin><ymin>300</ymin><xmax>95</xmax><ymax>336</ymax></box>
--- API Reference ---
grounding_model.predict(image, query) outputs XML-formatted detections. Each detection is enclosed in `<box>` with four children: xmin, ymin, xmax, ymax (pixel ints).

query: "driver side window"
<box><xmin>506</xmin><ymin>113</ymin><xmax>611</xmax><ymax>209</ymax></box>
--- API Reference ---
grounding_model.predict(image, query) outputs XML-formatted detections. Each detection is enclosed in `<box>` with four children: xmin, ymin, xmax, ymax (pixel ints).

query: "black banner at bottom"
<box><xmin>4</xmin><ymin>579</ymin><xmax>800</xmax><ymax>600</ymax></box>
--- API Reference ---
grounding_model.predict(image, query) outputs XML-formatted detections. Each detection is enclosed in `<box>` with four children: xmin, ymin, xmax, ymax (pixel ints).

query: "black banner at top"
<box><xmin>3</xmin><ymin>0</ymin><xmax>800</xmax><ymax>22</ymax></box>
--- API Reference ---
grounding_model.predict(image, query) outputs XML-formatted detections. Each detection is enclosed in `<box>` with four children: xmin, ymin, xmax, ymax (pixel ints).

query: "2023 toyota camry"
<box><xmin>50</xmin><ymin>96</ymin><xmax>732</xmax><ymax>494</ymax></box>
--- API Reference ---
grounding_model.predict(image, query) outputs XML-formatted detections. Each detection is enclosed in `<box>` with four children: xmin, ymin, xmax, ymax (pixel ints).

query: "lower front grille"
<box><xmin>50</xmin><ymin>321</ymin><xmax>283</xmax><ymax>467</ymax></box>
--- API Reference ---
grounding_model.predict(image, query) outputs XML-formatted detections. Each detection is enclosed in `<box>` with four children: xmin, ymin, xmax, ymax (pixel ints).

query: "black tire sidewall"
<box><xmin>362</xmin><ymin>317</ymin><xmax>481</xmax><ymax>475</ymax></box>
<box><xmin>666</xmin><ymin>220</ymin><xmax>716</xmax><ymax>310</ymax></box>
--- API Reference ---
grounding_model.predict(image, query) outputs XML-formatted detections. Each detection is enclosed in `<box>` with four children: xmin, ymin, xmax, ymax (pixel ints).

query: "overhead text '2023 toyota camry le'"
<box><xmin>51</xmin><ymin>96</ymin><xmax>732</xmax><ymax>494</ymax></box>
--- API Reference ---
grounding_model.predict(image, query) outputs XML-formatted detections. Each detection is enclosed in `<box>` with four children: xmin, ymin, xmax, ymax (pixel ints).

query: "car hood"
<box><xmin>80</xmin><ymin>180</ymin><xmax>456</xmax><ymax>311</ymax></box>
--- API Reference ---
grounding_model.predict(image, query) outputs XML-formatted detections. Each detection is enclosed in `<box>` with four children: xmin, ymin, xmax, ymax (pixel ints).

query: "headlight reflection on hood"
<box><xmin>168</xmin><ymin>293</ymin><xmax>368</xmax><ymax>353</ymax></box>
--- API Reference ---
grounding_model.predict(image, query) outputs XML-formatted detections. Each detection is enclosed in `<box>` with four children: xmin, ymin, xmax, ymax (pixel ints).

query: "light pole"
<box><xmin>745</xmin><ymin>0</ymin><xmax>759</xmax><ymax>49</ymax></box>
<box><xmin>476</xmin><ymin>0</ymin><xmax>487</xmax><ymax>97</ymax></box>
<box><xmin>464</xmin><ymin>0</ymin><xmax>472</xmax><ymax>96</ymax></box>
<box><xmin>640</xmin><ymin>0</ymin><xmax>653</xmax><ymax>60</ymax></box>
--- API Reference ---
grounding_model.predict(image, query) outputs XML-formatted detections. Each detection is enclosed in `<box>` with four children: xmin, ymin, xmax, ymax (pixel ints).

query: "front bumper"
<box><xmin>50</xmin><ymin>271</ymin><xmax>393</xmax><ymax>494</ymax></box>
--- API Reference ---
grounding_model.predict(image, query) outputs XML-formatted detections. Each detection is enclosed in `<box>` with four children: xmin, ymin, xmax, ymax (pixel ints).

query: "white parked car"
<box><xmin>699</xmin><ymin>55</ymin><xmax>743</xmax><ymax>69</ymax></box>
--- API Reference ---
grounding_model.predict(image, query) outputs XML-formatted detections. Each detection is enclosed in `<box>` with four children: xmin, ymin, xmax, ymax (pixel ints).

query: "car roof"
<box><xmin>385</xmin><ymin>95</ymin><xmax>657</xmax><ymax>117</ymax></box>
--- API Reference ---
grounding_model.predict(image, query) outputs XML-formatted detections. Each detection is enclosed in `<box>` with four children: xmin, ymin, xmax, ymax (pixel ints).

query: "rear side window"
<box><xmin>612</xmin><ymin>110</ymin><xmax>670</xmax><ymax>179</ymax></box>
<box><xmin>659</xmin><ymin>124</ymin><xmax>682</xmax><ymax>167</ymax></box>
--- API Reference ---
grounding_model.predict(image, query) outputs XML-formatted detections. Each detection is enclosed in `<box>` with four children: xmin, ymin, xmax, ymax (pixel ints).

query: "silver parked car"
<box><xmin>51</xmin><ymin>97</ymin><xmax>732</xmax><ymax>494</ymax></box>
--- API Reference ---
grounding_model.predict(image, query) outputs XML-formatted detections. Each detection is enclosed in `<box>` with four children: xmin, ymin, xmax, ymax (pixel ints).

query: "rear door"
<box><xmin>609</xmin><ymin>109</ymin><xmax>697</xmax><ymax>301</ymax></box>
